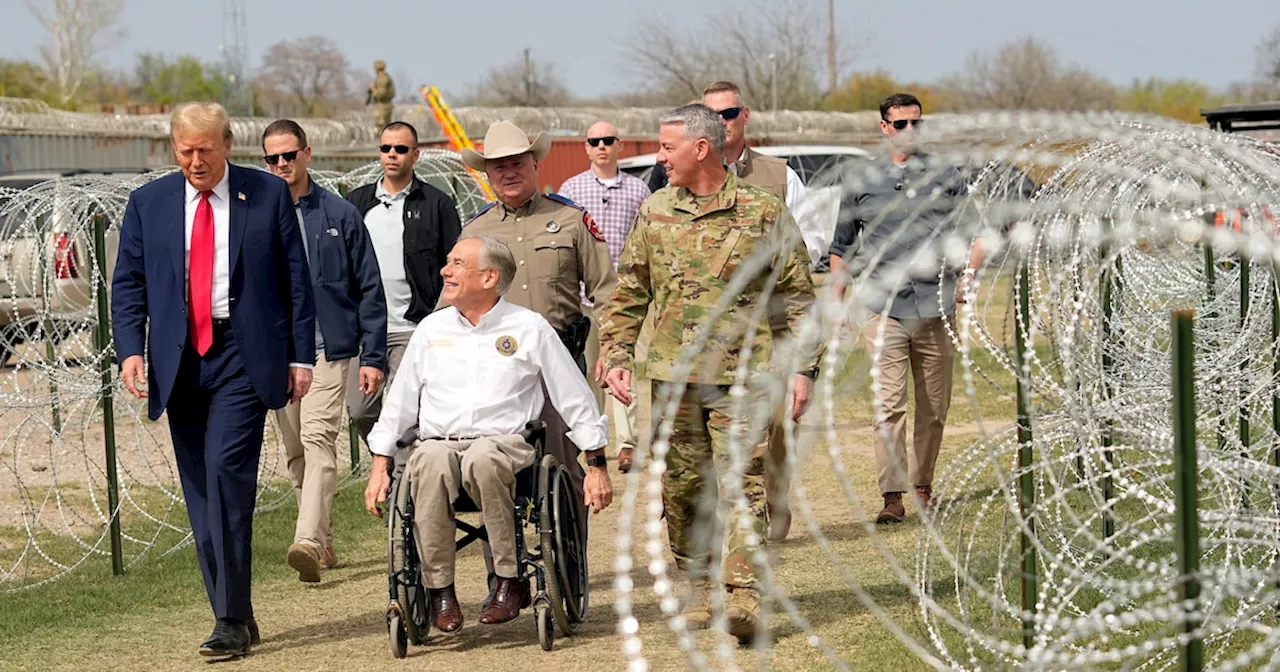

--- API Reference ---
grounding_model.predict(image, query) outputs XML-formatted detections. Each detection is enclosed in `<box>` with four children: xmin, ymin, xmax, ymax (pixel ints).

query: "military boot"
<box><xmin>724</xmin><ymin>586</ymin><xmax>761</xmax><ymax>644</ymax></box>
<box><xmin>681</xmin><ymin>578</ymin><xmax>713</xmax><ymax>630</ymax></box>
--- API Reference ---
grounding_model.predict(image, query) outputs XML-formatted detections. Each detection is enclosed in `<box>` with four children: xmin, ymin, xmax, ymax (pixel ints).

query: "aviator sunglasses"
<box><xmin>263</xmin><ymin>149</ymin><xmax>302</xmax><ymax>165</ymax></box>
<box><xmin>886</xmin><ymin>118</ymin><xmax>923</xmax><ymax>130</ymax></box>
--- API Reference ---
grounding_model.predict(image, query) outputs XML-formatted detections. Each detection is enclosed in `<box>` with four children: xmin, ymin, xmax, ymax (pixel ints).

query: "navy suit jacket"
<box><xmin>111</xmin><ymin>164</ymin><xmax>316</xmax><ymax>421</ymax></box>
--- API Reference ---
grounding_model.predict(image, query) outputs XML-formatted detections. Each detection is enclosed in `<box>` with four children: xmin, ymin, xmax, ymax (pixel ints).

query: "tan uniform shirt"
<box><xmin>453</xmin><ymin>192</ymin><xmax>617</xmax><ymax>333</ymax></box>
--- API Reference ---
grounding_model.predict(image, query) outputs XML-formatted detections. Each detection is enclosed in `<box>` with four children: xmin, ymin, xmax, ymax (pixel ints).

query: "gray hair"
<box><xmin>658</xmin><ymin>103</ymin><xmax>725</xmax><ymax>156</ymax></box>
<box><xmin>457</xmin><ymin>233</ymin><xmax>517</xmax><ymax>295</ymax></box>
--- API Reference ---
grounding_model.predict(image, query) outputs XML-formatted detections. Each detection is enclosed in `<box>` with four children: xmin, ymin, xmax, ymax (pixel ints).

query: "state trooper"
<box><xmin>449</xmin><ymin>119</ymin><xmax>617</xmax><ymax>596</ymax></box>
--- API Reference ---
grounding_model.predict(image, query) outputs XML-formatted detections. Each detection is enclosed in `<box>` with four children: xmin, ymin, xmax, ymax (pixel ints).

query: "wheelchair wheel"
<box><xmin>387</xmin><ymin>471</ymin><xmax>429</xmax><ymax>646</ymax></box>
<box><xmin>536</xmin><ymin>604</ymin><xmax>554</xmax><ymax>651</ymax></box>
<box><xmin>388</xmin><ymin>613</ymin><xmax>408</xmax><ymax>659</ymax></box>
<box><xmin>538</xmin><ymin>455</ymin><xmax>589</xmax><ymax>637</ymax></box>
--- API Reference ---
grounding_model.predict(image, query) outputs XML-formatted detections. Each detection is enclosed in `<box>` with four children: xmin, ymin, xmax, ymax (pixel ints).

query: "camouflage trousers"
<box><xmin>374</xmin><ymin>103</ymin><xmax>393</xmax><ymax>130</ymax></box>
<box><xmin>656</xmin><ymin>382</ymin><xmax>770</xmax><ymax>589</ymax></box>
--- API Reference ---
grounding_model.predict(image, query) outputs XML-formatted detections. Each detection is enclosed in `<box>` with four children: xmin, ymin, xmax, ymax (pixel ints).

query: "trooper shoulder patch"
<box><xmin>495</xmin><ymin>335</ymin><xmax>518</xmax><ymax>356</ymax></box>
<box><xmin>582</xmin><ymin>211</ymin><xmax>606</xmax><ymax>242</ymax></box>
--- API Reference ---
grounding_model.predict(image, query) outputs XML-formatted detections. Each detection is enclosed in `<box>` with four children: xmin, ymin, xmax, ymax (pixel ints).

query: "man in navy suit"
<box><xmin>111</xmin><ymin>102</ymin><xmax>316</xmax><ymax>658</ymax></box>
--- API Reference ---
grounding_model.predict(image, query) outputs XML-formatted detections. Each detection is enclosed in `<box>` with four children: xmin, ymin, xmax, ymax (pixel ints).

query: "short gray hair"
<box><xmin>658</xmin><ymin>103</ymin><xmax>725</xmax><ymax>156</ymax></box>
<box><xmin>457</xmin><ymin>233</ymin><xmax>517</xmax><ymax>295</ymax></box>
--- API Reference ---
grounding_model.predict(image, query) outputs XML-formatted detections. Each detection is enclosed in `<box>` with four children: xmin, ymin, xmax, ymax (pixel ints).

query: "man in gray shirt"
<box><xmin>829</xmin><ymin>93</ymin><xmax>978</xmax><ymax>525</ymax></box>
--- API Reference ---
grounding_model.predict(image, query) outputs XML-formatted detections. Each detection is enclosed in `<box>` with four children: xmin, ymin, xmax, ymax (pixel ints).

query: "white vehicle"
<box><xmin>619</xmin><ymin>145</ymin><xmax>874</xmax><ymax>267</ymax></box>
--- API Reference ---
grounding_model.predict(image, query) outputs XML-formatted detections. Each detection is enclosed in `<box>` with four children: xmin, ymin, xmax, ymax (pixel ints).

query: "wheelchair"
<box><xmin>383</xmin><ymin>420</ymin><xmax>589</xmax><ymax>656</ymax></box>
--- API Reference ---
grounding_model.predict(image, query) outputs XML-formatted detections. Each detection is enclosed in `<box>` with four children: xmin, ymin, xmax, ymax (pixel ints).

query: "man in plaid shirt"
<box><xmin>559</xmin><ymin>120</ymin><xmax>651</xmax><ymax>473</ymax></box>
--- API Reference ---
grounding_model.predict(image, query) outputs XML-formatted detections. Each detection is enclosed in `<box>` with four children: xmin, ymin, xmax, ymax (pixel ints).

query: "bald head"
<box><xmin>584</xmin><ymin>120</ymin><xmax>621</xmax><ymax>177</ymax></box>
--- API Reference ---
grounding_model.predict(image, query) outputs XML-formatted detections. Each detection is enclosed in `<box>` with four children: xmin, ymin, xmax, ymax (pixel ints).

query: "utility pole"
<box><xmin>221</xmin><ymin>0</ymin><xmax>251</xmax><ymax>116</ymax></box>
<box><xmin>827</xmin><ymin>0</ymin><xmax>838</xmax><ymax>93</ymax></box>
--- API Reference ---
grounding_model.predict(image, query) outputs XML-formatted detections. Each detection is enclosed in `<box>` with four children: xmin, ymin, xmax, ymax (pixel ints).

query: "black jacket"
<box><xmin>347</xmin><ymin>176</ymin><xmax>462</xmax><ymax>324</ymax></box>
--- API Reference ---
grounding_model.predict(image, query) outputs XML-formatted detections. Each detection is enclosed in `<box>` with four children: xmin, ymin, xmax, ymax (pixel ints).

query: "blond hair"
<box><xmin>170</xmin><ymin>102</ymin><xmax>233</xmax><ymax>145</ymax></box>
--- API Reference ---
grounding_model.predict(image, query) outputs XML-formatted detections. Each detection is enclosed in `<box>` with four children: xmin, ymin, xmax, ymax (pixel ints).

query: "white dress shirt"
<box><xmin>367</xmin><ymin>299</ymin><xmax>609</xmax><ymax>457</ymax></box>
<box><xmin>730</xmin><ymin>159</ymin><xmax>825</xmax><ymax>266</ymax></box>
<box><xmin>184</xmin><ymin>164</ymin><xmax>232</xmax><ymax>319</ymax></box>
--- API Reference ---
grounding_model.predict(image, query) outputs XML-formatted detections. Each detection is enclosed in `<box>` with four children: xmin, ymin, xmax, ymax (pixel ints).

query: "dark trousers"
<box><xmin>167</xmin><ymin>324</ymin><xmax>269</xmax><ymax>622</ymax></box>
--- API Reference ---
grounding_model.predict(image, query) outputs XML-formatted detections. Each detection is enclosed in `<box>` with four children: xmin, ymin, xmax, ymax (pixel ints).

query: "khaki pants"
<box><xmin>347</xmin><ymin>330</ymin><xmax>413</xmax><ymax>442</ymax></box>
<box><xmin>863</xmin><ymin>314</ymin><xmax>955</xmax><ymax>494</ymax></box>
<box><xmin>274</xmin><ymin>353</ymin><xmax>352</xmax><ymax>549</ymax></box>
<box><xmin>407</xmin><ymin>435</ymin><xmax>535</xmax><ymax>589</ymax></box>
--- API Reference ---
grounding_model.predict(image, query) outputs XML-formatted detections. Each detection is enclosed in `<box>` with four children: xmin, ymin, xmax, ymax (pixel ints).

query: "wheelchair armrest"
<box><xmin>521</xmin><ymin>420</ymin><xmax>547</xmax><ymax>448</ymax></box>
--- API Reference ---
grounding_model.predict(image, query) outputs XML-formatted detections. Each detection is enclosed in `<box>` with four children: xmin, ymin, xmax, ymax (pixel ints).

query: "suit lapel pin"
<box><xmin>237</xmin><ymin>192</ymin><xmax>246</xmax><ymax>201</ymax></box>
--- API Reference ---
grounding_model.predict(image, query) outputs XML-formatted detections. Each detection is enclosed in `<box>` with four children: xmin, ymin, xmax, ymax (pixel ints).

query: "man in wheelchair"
<box><xmin>363</xmin><ymin>234</ymin><xmax>613</xmax><ymax>633</ymax></box>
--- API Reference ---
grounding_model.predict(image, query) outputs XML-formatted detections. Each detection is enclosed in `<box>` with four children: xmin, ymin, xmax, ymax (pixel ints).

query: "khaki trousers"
<box><xmin>407</xmin><ymin>435</ymin><xmax>536</xmax><ymax>589</ymax></box>
<box><xmin>347</xmin><ymin>330</ymin><xmax>413</xmax><ymax>442</ymax></box>
<box><xmin>588</xmin><ymin>313</ymin><xmax>638</xmax><ymax>454</ymax></box>
<box><xmin>862</xmin><ymin>314</ymin><xmax>955</xmax><ymax>495</ymax></box>
<box><xmin>274</xmin><ymin>353</ymin><xmax>351</xmax><ymax>548</ymax></box>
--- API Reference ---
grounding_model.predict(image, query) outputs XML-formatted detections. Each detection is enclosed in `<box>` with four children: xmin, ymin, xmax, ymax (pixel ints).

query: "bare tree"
<box><xmin>257</xmin><ymin>35</ymin><xmax>354</xmax><ymax>116</ymax></box>
<box><xmin>621</xmin><ymin>0</ymin><xmax>857</xmax><ymax>110</ymax></box>
<box><xmin>25</xmin><ymin>0</ymin><xmax>126</xmax><ymax>107</ymax></box>
<box><xmin>1258</xmin><ymin>23</ymin><xmax>1280</xmax><ymax>89</ymax></box>
<box><xmin>462</xmin><ymin>48</ymin><xmax>572</xmax><ymax>107</ymax></box>
<box><xmin>939</xmin><ymin>37</ymin><xmax>1117</xmax><ymax>112</ymax></box>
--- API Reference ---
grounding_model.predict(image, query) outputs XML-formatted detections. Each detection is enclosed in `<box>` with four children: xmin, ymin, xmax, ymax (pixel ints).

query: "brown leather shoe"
<box><xmin>875</xmin><ymin>492</ymin><xmax>906</xmax><ymax>524</ymax></box>
<box><xmin>428</xmin><ymin>584</ymin><xmax>463</xmax><ymax>633</ymax></box>
<box><xmin>617</xmin><ymin>447</ymin><xmax>634</xmax><ymax>473</ymax></box>
<box><xmin>478</xmin><ymin>576</ymin><xmax>529</xmax><ymax>625</ymax></box>
<box><xmin>287</xmin><ymin>542</ymin><xmax>322</xmax><ymax>582</ymax></box>
<box><xmin>914</xmin><ymin>485</ymin><xmax>935</xmax><ymax>512</ymax></box>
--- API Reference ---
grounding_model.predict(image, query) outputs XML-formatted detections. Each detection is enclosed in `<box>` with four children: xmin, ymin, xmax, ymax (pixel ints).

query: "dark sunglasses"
<box><xmin>887</xmin><ymin>118</ymin><xmax>923</xmax><ymax>130</ymax></box>
<box><xmin>716</xmin><ymin>107</ymin><xmax>743</xmax><ymax>120</ymax></box>
<box><xmin>380</xmin><ymin>144</ymin><xmax>412</xmax><ymax>155</ymax></box>
<box><xmin>586</xmin><ymin>136</ymin><xmax>617</xmax><ymax>147</ymax></box>
<box><xmin>263</xmin><ymin>149</ymin><xmax>302</xmax><ymax>165</ymax></box>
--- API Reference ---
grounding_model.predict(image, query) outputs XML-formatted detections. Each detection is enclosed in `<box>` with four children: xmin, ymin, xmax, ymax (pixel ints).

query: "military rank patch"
<box><xmin>583</xmin><ymin>211</ymin><xmax>606</xmax><ymax>242</ymax></box>
<box><xmin>495</xmin><ymin>335</ymin><xmax>518</xmax><ymax>356</ymax></box>
<box><xmin>545</xmin><ymin>221</ymin><xmax>561</xmax><ymax>233</ymax></box>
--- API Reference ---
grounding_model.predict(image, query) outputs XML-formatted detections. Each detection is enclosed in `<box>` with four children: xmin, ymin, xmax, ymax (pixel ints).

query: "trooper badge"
<box><xmin>545</xmin><ymin>221</ymin><xmax>560</xmax><ymax>233</ymax></box>
<box><xmin>495</xmin><ymin>335</ymin><xmax>518</xmax><ymax>356</ymax></box>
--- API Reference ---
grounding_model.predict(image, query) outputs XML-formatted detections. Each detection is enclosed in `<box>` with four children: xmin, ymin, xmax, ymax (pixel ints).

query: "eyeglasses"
<box><xmin>716</xmin><ymin>107</ymin><xmax>743</xmax><ymax>121</ymax></box>
<box><xmin>886</xmin><ymin>118</ymin><xmax>923</xmax><ymax>130</ymax></box>
<box><xmin>264</xmin><ymin>149</ymin><xmax>302</xmax><ymax>165</ymax></box>
<box><xmin>586</xmin><ymin>136</ymin><xmax>617</xmax><ymax>147</ymax></box>
<box><xmin>380</xmin><ymin>144</ymin><xmax>412</xmax><ymax>155</ymax></box>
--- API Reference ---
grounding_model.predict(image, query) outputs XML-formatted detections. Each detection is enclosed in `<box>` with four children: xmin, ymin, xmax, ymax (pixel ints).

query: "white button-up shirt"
<box><xmin>183</xmin><ymin>164</ymin><xmax>232</xmax><ymax>319</ymax></box>
<box><xmin>729</xmin><ymin>156</ymin><xmax>825</xmax><ymax>266</ymax></box>
<box><xmin>367</xmin><ymin>299</ymin><xmax>609</xmax><ymax>457</ymax></box>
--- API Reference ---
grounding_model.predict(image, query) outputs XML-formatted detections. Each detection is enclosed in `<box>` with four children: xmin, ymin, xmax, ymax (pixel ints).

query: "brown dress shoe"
<box><xmin>617</xmin><ymin>447</ymin><xmax>634</xmax><ymax>473</ymax></box>
<box><xmin>914</xmin><ymin>485</ymin><xmax>935</xmax><ymax>512</ymax></box>
<box><xmin>287</xmin><ymin>542</ymin><xmax>322</xmax><ymax>582</ymax></box>
<box><xmin>479</xmin><ymin>576</ymin><xmax>530</xmax><ymax>625</ymax></box>
<box><xmin>428</xmin><ymin>584</ymin><xmax>463</xmax><ymax>633</ymax></box>
<box><xmin>875</xmin><ymin>492</ymin><xmax>906</xmax><ymax>524</ymax></box>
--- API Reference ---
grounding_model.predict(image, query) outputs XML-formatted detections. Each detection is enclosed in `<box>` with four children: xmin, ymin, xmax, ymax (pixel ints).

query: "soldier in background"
<box><xmin>368</xmin><ymin>60</ymin><xmax>395</xmax><ymax>131</ymax></box>
<box><xmin>599</xmin><ymin>104</ymin><xmax>819</xmax><ymax>645</ymax></box>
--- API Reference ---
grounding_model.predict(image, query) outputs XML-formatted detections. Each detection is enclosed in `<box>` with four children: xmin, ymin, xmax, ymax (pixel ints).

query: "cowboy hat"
<box><xmin>462</xmin><ymin>120</ymin><xmax>551</xmax><ymax>171</ymax></box>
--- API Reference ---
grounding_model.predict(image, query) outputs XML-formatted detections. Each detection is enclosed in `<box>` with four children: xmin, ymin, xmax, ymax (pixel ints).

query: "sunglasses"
<box><xmin>716</xmin><ymin>107</ymin><xmax>743</xmax><ymax>121</ymax></box>
<box><xmin>586</xmin><ymin>136</ymin><xmax>617</xmax><ymax>147</ymax></box>
<box><xmin>263</xmin><ymin>149</ymin><xmax>302</xmax><ymax>165</ymax></box>
<box><xmin>380</xmin><ymin>144</ymin><xmax>412</xmax><ymax>155</ymax></box>
<box><xmin>886</xmin><ymin>118</ymin><xmax>923</xmax><ymax>130</ymax></box>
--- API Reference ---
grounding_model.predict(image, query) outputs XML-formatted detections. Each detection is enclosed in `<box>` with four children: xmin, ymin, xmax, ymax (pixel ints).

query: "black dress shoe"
<box><xmin>247</xmin><ymin>617</ymin><xmax>260</xmax><ymax>646</ymax></box>
<box><xmin>199</xmin><ymin>619</ymin><xmax>250</xmax><ymax>657</ymax></box>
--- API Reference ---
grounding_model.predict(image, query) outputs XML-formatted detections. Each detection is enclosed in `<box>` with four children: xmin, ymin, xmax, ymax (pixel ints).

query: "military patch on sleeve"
<box><xmin>583</xmin><ymin>211</ymin><xmax>606</xmax><ymax>242</ymax></box>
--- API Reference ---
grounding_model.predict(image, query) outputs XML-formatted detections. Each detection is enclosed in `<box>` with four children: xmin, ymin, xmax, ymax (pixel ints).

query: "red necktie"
<box><xmin>188</xmin><ymin>191</ymin><xmax>214</xmax><ymax>355</ymax></box>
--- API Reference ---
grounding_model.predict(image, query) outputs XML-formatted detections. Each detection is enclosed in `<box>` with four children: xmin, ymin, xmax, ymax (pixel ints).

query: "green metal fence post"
<box><xmin>35</xmin><ymin>212</ymin><xmax>63</xmax><ymax>435</ymax></box>
<box><xmin>1015</xmin><ymin>262</ymin><xmax>1037</xmax><ymax>653</ymax></box>
<box><xmin>349</xmin><ymin>421</ymin><xmax>360</xmax><ymax>471</ymax></box>
<box><xmin>92</xmin><ymin>212</ymin><xmax>124</xmax><ymax>576</ymax></box>
<box><xmin>1100</xmin><ymin>221</ymin><xmax>1119</xmax><ymax>546</ymax></box>
<box><xmin>1171</xmin><ymin>309</ymin><xmax>1202</xmax><ymax>672</ymax></box>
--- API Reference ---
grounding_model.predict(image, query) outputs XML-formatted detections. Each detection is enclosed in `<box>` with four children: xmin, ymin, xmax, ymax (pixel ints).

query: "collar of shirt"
<box><xmin>672</xmin><ymin>171</ymin><xmax>738</xmax><ymax>218</ymax></box>
<box><xmin>455</xmin><ymin>298</ymin><xmax>510</xmax><ymax>329</ymax></box>
<box><xmin>185</xmin><ymin>162</ymin><xmax>231</xmax><ymax>204</ymax></box>
<box><xmin>590</xmin><ymin>166</ymin><xmax>622</xmax><ymax>187</ymax></box>
<box><xmin>294</xmin><ymin>176</ymin><xmax>316</xmax><ymax>208</ymax></box>
<box><xmin>500</xmin><ymin>192</ymin><xmax>541</xmax><ymax>219</ymax></box>
<box><xmin>376</xmin><ymin>178</ymin><xmax>411</xmax><ymax>204</ymax></box>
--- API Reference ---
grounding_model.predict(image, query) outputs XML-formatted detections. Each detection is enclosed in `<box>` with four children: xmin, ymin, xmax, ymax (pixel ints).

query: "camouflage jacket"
<box><xmin>599</xmin><ymin>171</ymin><xmax>819</xmax><ymax>384</ymax></box>
<box><xmin>372</xmin><ymin>72</ymin><xmax>395</xmax><ymax>103</ymax></box>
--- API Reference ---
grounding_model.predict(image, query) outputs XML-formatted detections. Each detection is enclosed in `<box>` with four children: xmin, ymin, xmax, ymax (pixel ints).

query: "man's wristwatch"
<box><xmin>586</xmin><ymin>453</ymin><xmax>607</xmax><ymax>468</ymax></box>
<box><xmin>798</xmin><ymin>365</ymin><xmax>820</xmax><ymax>380</ymax></box>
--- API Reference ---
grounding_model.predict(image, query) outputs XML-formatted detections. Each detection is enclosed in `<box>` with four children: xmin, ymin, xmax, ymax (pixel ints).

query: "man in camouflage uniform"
<box><xmin>600</xmin><ymin>104</ymin><xmax>819</xmax><ymax>644</ymax></box>
<box><xmin>454</xmin><ymin>120</ymin><xmax>617</xmax><ymax>597</ymax></box>
<box><xmin>368</xmin><ymin>60</ymin><xmax>395</xmax><ymax>131</ymax></box>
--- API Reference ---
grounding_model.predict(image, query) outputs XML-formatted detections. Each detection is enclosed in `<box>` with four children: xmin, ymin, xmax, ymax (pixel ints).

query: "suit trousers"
<box><xmin>167</xmin><ymin>325</ymin><xmax>270</xmax><ymax>622</ymax></box>
<box><xmin>862</xmin><ymin>314</ymin><xmax>955</xmax><ymax>495</ymax></box>
<box><xmin>348</xmin><ymin>330</ymin><xmax>413</xmax><ymax>442</ymax></box>
<box><xmin>407</xmin><ymin>435</ymin><xmax>536</xmax><ymax>588</ymax></box>
<box><xmin>274</xmin><ymin>353</ymin><xmax>351</xmax><ymax>550</ymax></box>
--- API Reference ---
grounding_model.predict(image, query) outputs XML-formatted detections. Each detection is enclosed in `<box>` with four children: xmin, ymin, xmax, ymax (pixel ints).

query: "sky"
<box><xmin>1</xmin><ymin>0</ymin><xmax>1276</xmax><ymax>102</ymax></box>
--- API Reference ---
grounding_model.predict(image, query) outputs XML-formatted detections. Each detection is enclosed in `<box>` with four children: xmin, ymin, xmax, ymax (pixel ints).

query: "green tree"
<box><xmin>1121</xmin><ymin>78</ymin><xmax>1222</xmax><ymax>124</ymax></box>
<box><xmin>822</xmin><ymin>70</ymin><xmax>941</xmax><ymax>113</ymax></box>
<box><xmin>0</xmin><ymin>59</ymin><xmax>52</xmax><ymax>101</ymax></box>
<box><xmin>133</xmin><ymin>53</ymin><xmax>226</xmax><ymax>105</ymax></box>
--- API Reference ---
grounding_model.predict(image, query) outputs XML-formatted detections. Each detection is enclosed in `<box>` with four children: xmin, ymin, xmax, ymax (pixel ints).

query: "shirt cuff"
<box><xmin>289</xmin><ymin>363</ymin><xmax>314</xmax><ymax>370</ymax></box>
<box><xmin>366</xmin><ymin>426</ymin><xmax>399</xmax><ymax>457</ymax></box>
<box><xmin>565</xmin><ymin>416</ymin><xmax>609</xmax><ymax>453</ymax></box>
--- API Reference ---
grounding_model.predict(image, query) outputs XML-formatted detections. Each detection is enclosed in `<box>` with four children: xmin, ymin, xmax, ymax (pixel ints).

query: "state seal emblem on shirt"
<box><xmin>545</xmin><ymin>221</ymin><xmax>560</xmax><ymax>233</ymax></box>
<box><xmin>496</xmin><ymin>335</ymin><xmax>518</xmax><ymax>356</ymax></box>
